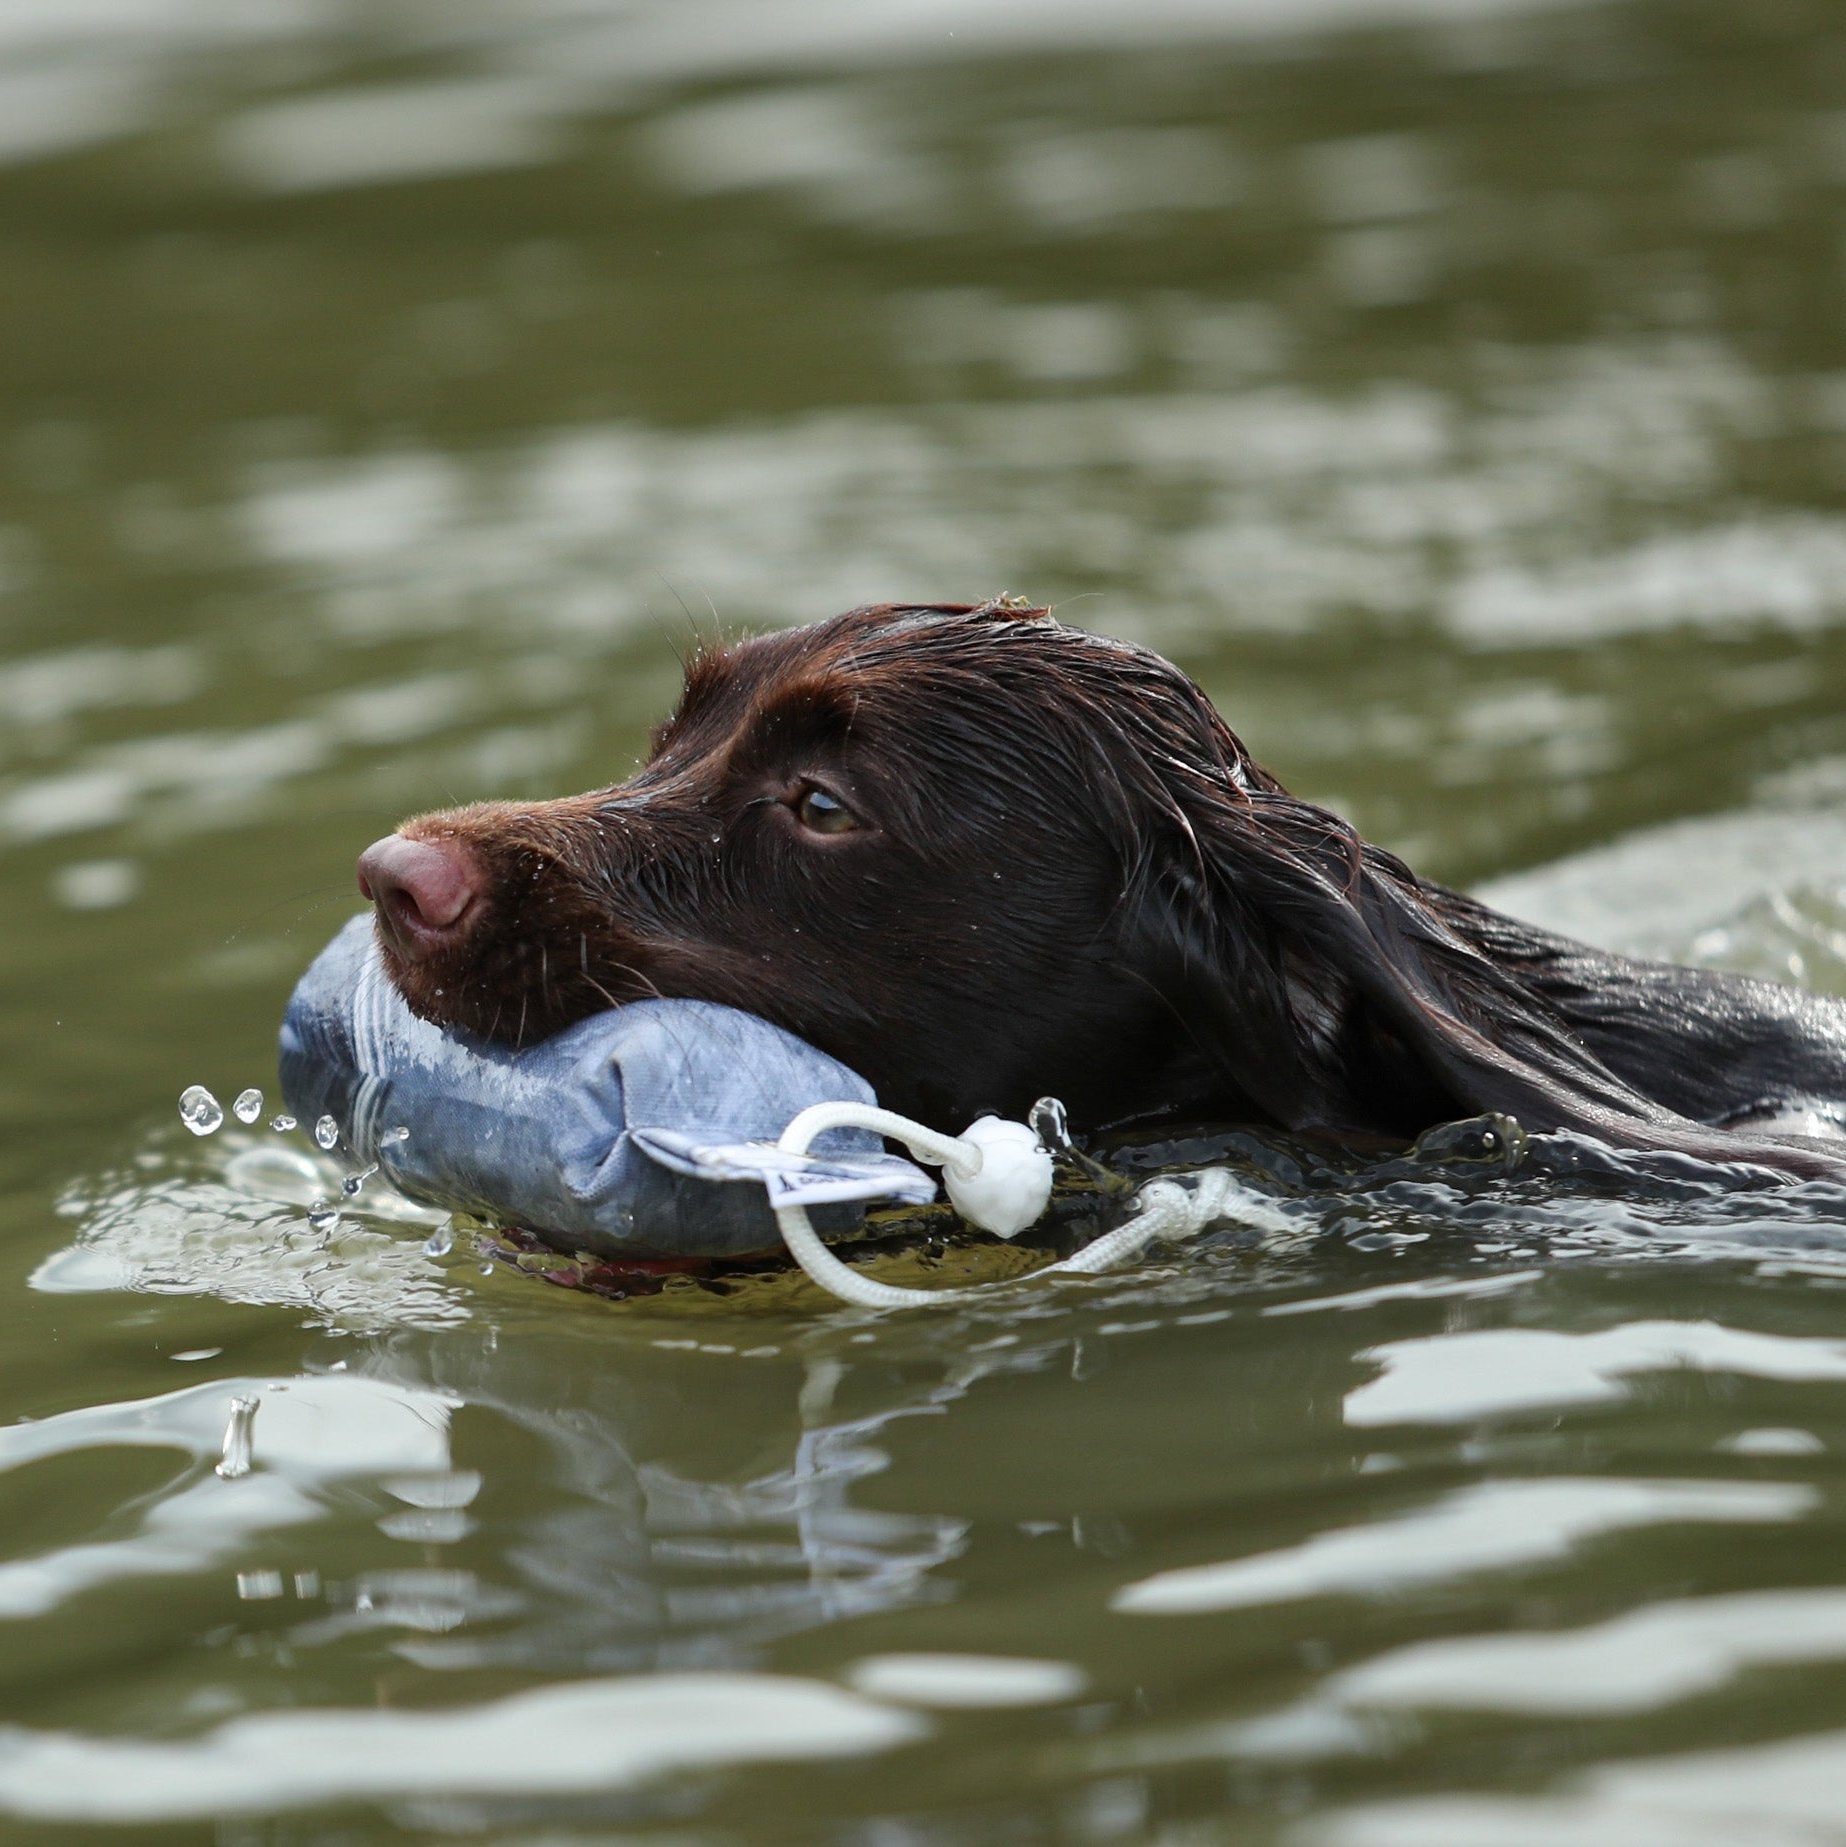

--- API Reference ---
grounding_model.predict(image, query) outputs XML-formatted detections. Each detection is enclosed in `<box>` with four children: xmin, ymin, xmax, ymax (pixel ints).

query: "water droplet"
<box><xmin>314</xmin><ymin>1115</ymin><xmax>339</xmax><ymax>1150</ymax></box>
<box><xmin>269</xmin><ymin>1114</ymin><xmax>296</xmax><ymax>1133</ymax></box>
<box><xmin>382</xmin><ymin>1125</ymin><xmax>410</xmax><ymax>1146</ymax></box>
<box><xmin>179</xmin><ymin>1085</ymin><xmax>223</xmax><ymax>1136</ymax></box>
<box><xmin>306</xmin><ymin>1197</ymin><xmax>340</xmax><ymax>1234</ymax></box>
<box><xmin>216</xmin><ymin>1394</ymin><xmax>259</xmax><ymax>1479</ymax></box>
<box><xmin>342</xmin><ymin>1162</ymin><xmax>379</xmax><ymax>1198</ymax></box>
<box><xmin>231</xmin><ymin>1087</ymin><xmax>263</xmax><ymax>1124</ymax></box>
<box><xmin>423</xmin><ymin>1223</ymin><xmax>454</xmax><ymax>1259</ymax></box>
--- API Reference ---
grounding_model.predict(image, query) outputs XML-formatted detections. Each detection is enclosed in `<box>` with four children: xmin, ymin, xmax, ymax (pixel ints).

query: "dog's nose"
<box><xmin>357</xmin><ymin>834</ymin><xmax>481</xmax><ymax>955</ymax></box>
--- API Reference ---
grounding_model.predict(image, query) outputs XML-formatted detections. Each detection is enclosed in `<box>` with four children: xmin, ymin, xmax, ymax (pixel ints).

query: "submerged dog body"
<box><xmin>358</xmin><ymin>601</ymin><xmax>1846</xmax><ymax>1178</ymax></box>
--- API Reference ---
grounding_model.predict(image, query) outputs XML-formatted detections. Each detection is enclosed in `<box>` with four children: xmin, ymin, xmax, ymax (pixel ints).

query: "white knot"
<box><xmin>943</xmin><ymin>1115</ymin><xmax>1055</xmax><ymax>1239</ymax></box>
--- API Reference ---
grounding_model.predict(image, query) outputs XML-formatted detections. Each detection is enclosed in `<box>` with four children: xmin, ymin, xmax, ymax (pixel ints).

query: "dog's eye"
<box><xmin>793</xmin><ymin>786</ymin><xmax>859</xmax><ymax>835</ymax></box>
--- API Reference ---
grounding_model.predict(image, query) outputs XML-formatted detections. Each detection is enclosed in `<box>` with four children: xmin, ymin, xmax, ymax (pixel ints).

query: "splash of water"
<box><xmin>215</xmin><ymin>1394</ymin><xmax>258</xmax><ymax>1480</ymax></box>
<box><xmin>177</xmin><ymin>1086</ymin><xmax>223</xmax><ymax>1136</ymax></box>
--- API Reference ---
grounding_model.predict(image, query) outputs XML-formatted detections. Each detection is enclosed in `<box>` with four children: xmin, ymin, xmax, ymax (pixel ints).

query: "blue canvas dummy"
<box><xmin>280</xmin><ymin>916</ymin><xmax>935</xmax><ymax>1260</ymax></box>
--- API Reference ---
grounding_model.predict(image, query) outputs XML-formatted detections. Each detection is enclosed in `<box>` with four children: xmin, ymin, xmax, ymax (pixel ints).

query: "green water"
<box><xmin>5</xmin><ymin>0</ymin><xmax>1846</xmax><ymax>1837</ymax></box>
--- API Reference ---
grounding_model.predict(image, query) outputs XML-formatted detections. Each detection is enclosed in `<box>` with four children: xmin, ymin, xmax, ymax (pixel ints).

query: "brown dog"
<box><xmin>357</xmin><ymin>600</ymin><xmax>1846</xmax><ymax>1177</ymax></box>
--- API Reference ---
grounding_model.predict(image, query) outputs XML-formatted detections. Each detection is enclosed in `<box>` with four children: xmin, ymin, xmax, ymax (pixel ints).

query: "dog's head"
<box><xmin>358</xmin><ymin>601</ymin><xmax>1270</xmax><ymax>1127</ymax></box>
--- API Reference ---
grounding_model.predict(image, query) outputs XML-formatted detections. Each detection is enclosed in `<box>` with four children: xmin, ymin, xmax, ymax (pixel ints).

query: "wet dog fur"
<box><xmin>361</xmin><ymin>600</ymin><xmax>1846</xmax><ymax>1179</ymax></box>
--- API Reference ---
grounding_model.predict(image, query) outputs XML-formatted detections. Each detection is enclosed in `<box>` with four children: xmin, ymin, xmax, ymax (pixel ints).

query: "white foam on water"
<box><xmin>36</xmin><ymin>1162</ymin><xmax>460</xmax><ymax>1329</ymax></box>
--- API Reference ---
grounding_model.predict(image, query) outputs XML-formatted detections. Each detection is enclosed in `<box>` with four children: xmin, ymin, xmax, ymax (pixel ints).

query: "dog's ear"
<box><xmin>1124</xmin><ymin>785</ymin><xmax>1670</xmax><ymax>1137</ymax></box>
<box><xmin>1106</xmin><ymin>695</ymin><xmax>1842</xmax><ymax>1175</ymax></box>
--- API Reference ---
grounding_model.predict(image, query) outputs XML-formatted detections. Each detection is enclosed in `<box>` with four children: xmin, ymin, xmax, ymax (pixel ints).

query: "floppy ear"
<box><xmin>1110</xmin><ymin>691</ymin><xmax>1846</xmax><ymax>1179</ymax></box>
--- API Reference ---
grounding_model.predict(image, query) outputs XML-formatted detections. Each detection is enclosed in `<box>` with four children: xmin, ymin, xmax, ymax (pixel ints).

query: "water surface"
<box><xmin>4</xmin><ymin>0</ymin><xmax>1846</xmax><ymax>1838</ymax></box>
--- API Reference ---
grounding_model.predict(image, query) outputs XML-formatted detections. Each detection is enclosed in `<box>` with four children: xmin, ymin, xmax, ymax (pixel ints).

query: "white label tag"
<box><xmin>630</xmin><ymin>1128</ymin><xmax>938</xmax><ymax>1208</ymax></box>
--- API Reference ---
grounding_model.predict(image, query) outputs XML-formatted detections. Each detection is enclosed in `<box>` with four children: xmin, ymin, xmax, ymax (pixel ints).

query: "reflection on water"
<box><xmin>1346</xmin><ymin>1318</ymin><xmax>1846</xmax><ymax>1425</ymax></box>
<box><xmin>1113</xmin><ymin>1477</ymin><xmax>1816</xmax><ymax>1613</ymax></box>
<box><xmin>1316</xmin><ymin>1728</ymin><xmax>1846</xmax><ymax>1844</ymax></box>
<box><xmin>21</xmin><ymin>1227</ymin><xmax>1846</xmax><ymax>1835</ymax></box>
<box><xmin>0</xmin><ymin>1372</ymin><xmax>456</xmax><ymax>1618</ymax></box>
<box><xmin>1328</xmin><ymin>1587</ymin><xmax>1846</xmax><ymax>1716</ymax></box>
<box><xmin>2</xmin><ymin>0</ymin><xmax>1846</xmax><ymax>1837</ymax></box>
<box><xmin>0</xmin><ymin>1672</ymin><xmax>922</xmax><ymax>1823</ymax></box>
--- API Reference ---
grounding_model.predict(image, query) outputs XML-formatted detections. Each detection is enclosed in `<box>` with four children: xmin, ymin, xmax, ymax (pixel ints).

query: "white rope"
<box><xmin>778</xmin><ymin>1101</ymin><xmax>982</xmax><ymax>1180</ymax></box>
<box><xmin>770</xmin><ymin>1101</ymin><xmax>1282</xmax><ymax>1310</ymax></box>
<box><xmin>1048</xmin><ymin>1169</ymin><xmax>1299</xmax><ymax>1273</ymax></box>
<box><xmin>771</xmin><ymin>1102</ymin><xmax>1015</xmax><ymax>1310</ymax></box>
